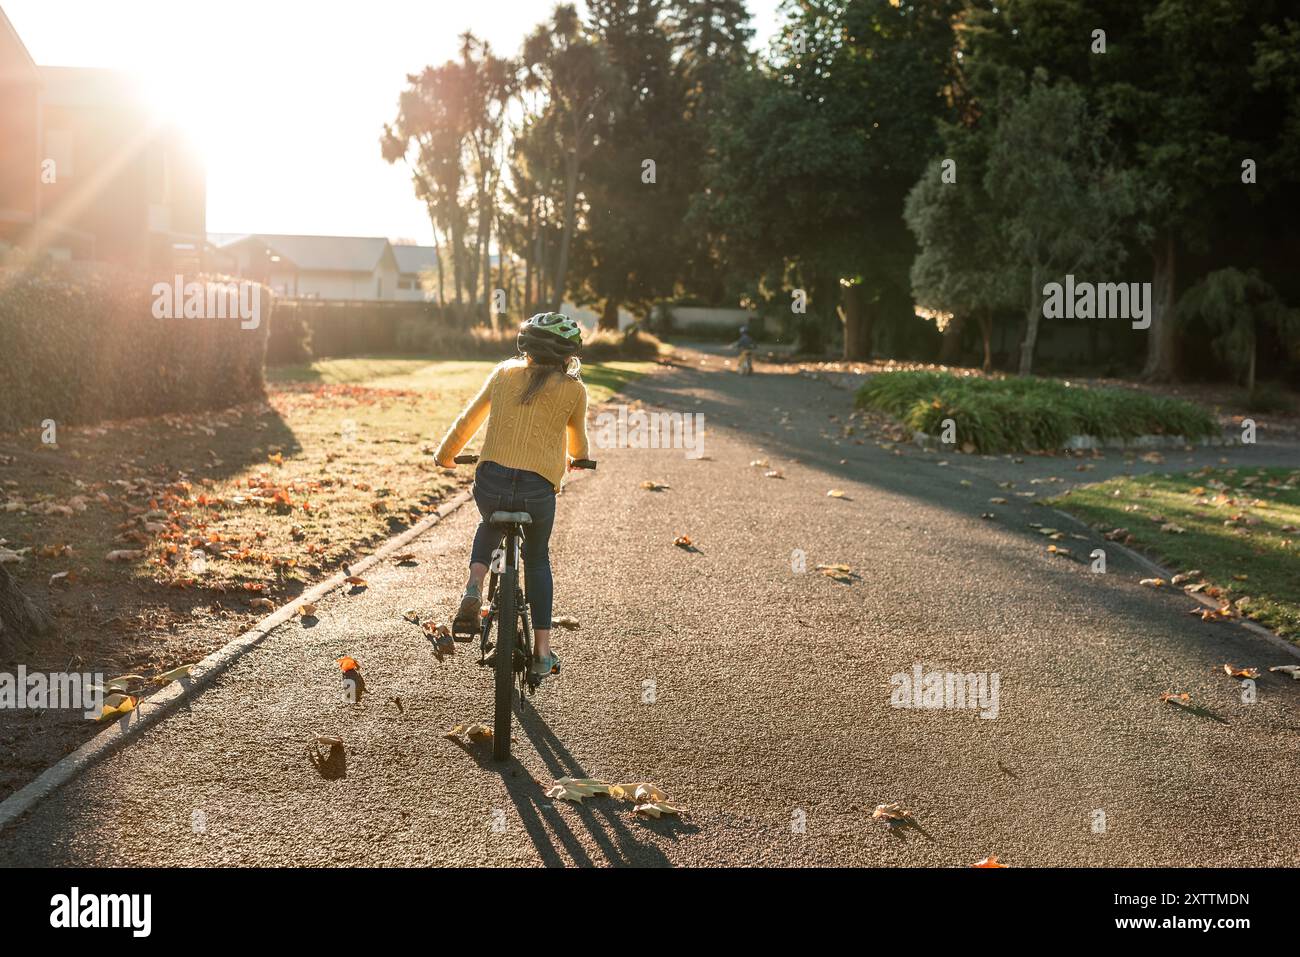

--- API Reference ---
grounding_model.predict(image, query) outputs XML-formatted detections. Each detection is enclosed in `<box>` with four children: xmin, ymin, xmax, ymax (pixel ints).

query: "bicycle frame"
<box><xmin>450</xmin><ymin>451</ymin><xmax>594</xmax><ymax>760</ymax></box>
<box><xmin>477</xmin><ymin>523</ymin><xmax>536</xmax><ymax>698</ymax></box>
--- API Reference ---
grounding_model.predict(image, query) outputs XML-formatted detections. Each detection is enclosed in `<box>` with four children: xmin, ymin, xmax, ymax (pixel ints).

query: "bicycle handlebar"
<box><xmin>451</xmin><ymin>453</ymin><xmax>596</xmax><ymax>470</ymax></box>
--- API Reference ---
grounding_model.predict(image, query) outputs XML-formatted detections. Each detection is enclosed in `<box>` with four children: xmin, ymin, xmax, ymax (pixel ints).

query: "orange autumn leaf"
<box><xmin>973</xmin><ymin>855</ymin><xmax>1008</xmax><ymax>868</ymax></box>
<box><xmin>1222</xmin><ymin>664</ymin><xmax>1260</xmax><ymax>680</ymax></box>
<box><xmin>337</xmin><ymin>656</ymin><xmax>360</xmax><ymax>673</ymax></box>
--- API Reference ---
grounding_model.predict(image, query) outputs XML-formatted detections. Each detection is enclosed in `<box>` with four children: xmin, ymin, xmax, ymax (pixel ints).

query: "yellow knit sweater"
<box><xmin>434</xmin><ymin>358</ymin><xmax>590</xmax><ymax>490</ymax></box>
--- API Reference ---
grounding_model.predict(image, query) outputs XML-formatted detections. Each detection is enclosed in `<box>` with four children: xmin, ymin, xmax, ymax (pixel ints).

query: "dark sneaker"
<box><xmin>453</xmin><ymin>593</ymin><xmax>481</xmax><ymax>637</ymax></box>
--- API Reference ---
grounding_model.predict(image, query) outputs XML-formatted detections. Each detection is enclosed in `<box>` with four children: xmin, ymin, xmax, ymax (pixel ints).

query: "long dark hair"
<box><xmin>519</xmin><ymin>353</ymin><xmax>580</xmax><ymax>404</ymax></box>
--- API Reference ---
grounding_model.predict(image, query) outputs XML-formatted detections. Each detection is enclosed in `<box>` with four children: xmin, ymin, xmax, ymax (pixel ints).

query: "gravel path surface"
<box><xmin>4</xmin><ymin>349</ymin><xmax>1298</xmax><ymax>867</ymax></box>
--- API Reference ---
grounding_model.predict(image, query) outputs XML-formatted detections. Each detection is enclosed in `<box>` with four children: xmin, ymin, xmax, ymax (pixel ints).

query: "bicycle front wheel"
<box><xmin>492</xmin><ymin>567</ymin><xmax>517</xmax><ymax>760</ymax></box>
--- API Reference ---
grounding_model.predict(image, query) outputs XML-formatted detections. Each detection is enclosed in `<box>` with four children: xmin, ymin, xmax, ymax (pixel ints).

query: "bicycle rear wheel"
<box><xmin>492</xmin><ymin>566</ymin><xmax>517</xmax><ymax>760</ymax></box>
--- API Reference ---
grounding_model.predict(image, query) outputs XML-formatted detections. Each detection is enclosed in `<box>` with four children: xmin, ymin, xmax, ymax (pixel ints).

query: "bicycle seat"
<box><xmin>489</xmin><ymin>511</ymin><xmax>532</xmax><ymax>525</ymax></box>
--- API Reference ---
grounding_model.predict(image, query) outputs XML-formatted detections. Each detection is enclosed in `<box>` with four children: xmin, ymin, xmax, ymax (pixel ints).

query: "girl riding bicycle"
<box><xmin>434</xmin><ymin>312</ymin><xmax>589</xmax><ymax>682</ymax></box>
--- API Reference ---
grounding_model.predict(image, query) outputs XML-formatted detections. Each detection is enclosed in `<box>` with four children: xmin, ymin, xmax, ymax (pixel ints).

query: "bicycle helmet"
<box><xmin>518</xmin><ymin>312</ymin><xmax>582</xmax><ymax>361</ymax></box>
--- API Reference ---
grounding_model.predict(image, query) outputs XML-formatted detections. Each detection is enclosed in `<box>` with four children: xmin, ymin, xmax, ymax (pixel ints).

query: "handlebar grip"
<box><xmin>571</xmin><ymin>459</ymin><xmax>597</xmax><ymax>470</ymax></box>
<box><xmin>453</xmin><ymin>454</ymin><xmax>479</xmax><ymax>464</ymax></box>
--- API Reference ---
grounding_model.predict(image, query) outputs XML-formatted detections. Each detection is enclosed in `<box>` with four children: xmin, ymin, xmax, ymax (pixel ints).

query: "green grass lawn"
<box><xmin>856</xmin><ymin>371</ymin><xmax>1219</xmax><ymax>454</ymax></box>
<box><xmin>1052</xmin><ymin>467</ymin><xmax>1300</xmax><ymax>641</ymax></box>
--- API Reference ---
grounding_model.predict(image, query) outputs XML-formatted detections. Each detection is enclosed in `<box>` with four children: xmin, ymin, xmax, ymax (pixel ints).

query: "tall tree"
<box><xmin>520</xmin><ymin>4</ymin><xmax>611</xmax><ymax>310</ymax></box>
<box><xmin>961</xmin><ymin>0</ymin><xmax>1300</xmax><ymax>380</ymax></box>
<box><xmin>983</xmin><ymin>77</ymin><xmax>1146</xmax><ymax>374</ymax></box>
<box><xmin>382</xmin><ymin>62</ymin><xmax>474</xmax><ymax>306</ymax></box>
<box><xmin>703</xmin><ymin>0</ymin><xmax>961</xmax><ymax>356</ymax></box>
<box><xmin>579</xmin><ymin>0</ymin><xmax>691</xmax><ymax>328</ymax></box>
<box><xmin>904</xmin><ymin>126</ymin><xmax>1012</xmax><ymax>370</ymax></box>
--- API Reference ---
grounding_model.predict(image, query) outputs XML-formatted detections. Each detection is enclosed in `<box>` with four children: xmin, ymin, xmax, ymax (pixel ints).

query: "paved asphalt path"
<box><xmin>3</xmin><ymin>349</ymin><xmax>1299</xmax><ymax>867</ymax></box>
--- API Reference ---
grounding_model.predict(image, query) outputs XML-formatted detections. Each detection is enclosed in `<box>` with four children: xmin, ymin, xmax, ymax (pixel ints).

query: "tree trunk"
<box><xmin>451</xmin><ymin>215</ymin><xmax>465</xmax><ymax>307</ymax></box>
<box><xmin>1141</xmin><ymin>229</ymin><xmax>1178</xmax><ymax>381</ymax></box>
<box><xmin>599</xmin><ymin>298</ymin><xmax>620</xmax><ymax>331</ymax></box>
<box><xmin>1019</xmin><ymin>267</ymin><xmax>1041</xmax><ymax>375</ymax></box>
<box><xmin>839</xmin><ymin>281</ymin><xmax>871</xmax><ymax>361</ymax></box>
<box><xmin>938</xmin><ymin>313</ymin><xmax>965</xmax><ymax>365</ymax></box>
<box><xmin>552</xmin><ymin>147</ymin><xmax>581</xmax><ymax>310</ymax></box>
<box><xmin>977</xmin><ymin>311</ymin><xmax>994</xmax><ymax>371</ymax></box>
<box><xmin>0</xmin><ymin>563</ymin><xmax>51</xmax><ymax>655</ymax></box>
<box><xmin>1247</xmin><ymin>333</ymin><xmax>1257</xmax><ymax>394</ymax></box>
<box><xmin>477</xmin><ymin>188</ymin><xmax>491</xmax><ymax>324</ymax></box>
<box><xmin>522</xmin><ymin>203</ymin><xmax>533</xmax><ymax>315</ymax></box>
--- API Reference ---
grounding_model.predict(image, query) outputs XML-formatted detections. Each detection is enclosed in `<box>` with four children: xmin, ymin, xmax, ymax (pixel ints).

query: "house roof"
<box><xmin>217</xmin><ymin>234</ymin><xmax>393</xmax><ymax>273</ymax></box>
<box><xmin>392</xmin><ymin>244</ymin><xmax>438</xmax><ymax>274</ymax></box>
<box><xmin>0</xmin><ymin>6</ymin><xmax>39</xmax><ymax>84</ymax></box>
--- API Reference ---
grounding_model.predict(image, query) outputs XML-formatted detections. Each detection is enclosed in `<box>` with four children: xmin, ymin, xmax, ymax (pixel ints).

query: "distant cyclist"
<box><xmin>732</xmin><ymin>325</ymin><xmax>756</xmax><ymax>375</ymax></box>
<box><xmin>434</xmin><ymin>313</ymin><xmax>589</xmax><ymax>682</ymax></box>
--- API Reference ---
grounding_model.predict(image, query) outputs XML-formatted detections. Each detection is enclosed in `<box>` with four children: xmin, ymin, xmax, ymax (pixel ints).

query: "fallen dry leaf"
<box><xmin>610</xmin><ymin>782</ymin><xmax>667</xmax><ymax>803</ymax></box>
<box><xmin>639</xmin><ymin>480</ymin><xmax>670</xmax><ymax>491</ymax></box>
<box><xmin>673</xmin><ymin>535</ymin><xmax>694</xmax><ymax>548</ymax></box>
<box><xmin>443</xmin><ymin>722</ymin><xmax>494</xmax><ymax>743</ymax></box>
<box><xmin>1222</xmin><ymin>664</ymin><xmax>1260</xmax><ymax>679</ymax></box>
<box><xmin>552</xmin><ymin>616</ymin><xmax>580</xmax><ymax>630</ymax></box>
<box><xmin>1139</xmin><ymin>578</ymin><xmax>1166</xmax><ymax>588</ymax></box>
<box><xmin>299</xmin><ymin>602</ymin><xmax>317</xmax><ymax>617</ymax></box>
<box><xmin>546</xmin><ymin>777</ymin><xmax>611</xmax><ymax>803</ymax></box>
<box><xmin>815</xmin><ymin>563</ymin><xmax>858</xmax><ymax>583</ymax></box>
<box><xmin>972</xmin><ymin>855</ymin><xmax>1009</xmax><ymax>868</ymax></box>
<box><xmin>826</xmin><ymin>489</ymin><xmax>847</xmax><ymax>498</ymax></box>
<box><xmin>97</xmin><ymin>693</ymin><xmax>138</xmax><ymax>722</ymax></box>
<box><xmin>423</xmin><ymin>621</ymin><xmax>454</xmax><ymax>660</ymax></box>
<box><xmin>153</xmin><ymin>663</ymin><xmax>196</xmax><ymax>684</ymax></box>
<box><xmin>1268</xmin><ymin>665</ymin><xmax>1300</xmax><ymax>680</ymax></box>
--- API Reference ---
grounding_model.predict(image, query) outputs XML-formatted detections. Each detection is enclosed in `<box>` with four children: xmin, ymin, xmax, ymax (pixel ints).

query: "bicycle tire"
<box><xmin>493</xmin><ymin>566</ymin><xmax>517</xmax><ymax>760</ymax></box>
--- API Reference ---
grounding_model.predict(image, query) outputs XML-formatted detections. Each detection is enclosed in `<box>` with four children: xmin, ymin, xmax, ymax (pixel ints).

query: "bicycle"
<box><xmin>451</xmin><ymin>453</ymin><xmax>597</xmax><ymax>760</ymax></box>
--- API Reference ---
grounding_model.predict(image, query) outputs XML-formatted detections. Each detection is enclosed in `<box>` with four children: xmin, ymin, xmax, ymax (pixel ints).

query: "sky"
<box><xmin>4</xmin><ymin>0</ymin><xmax>784</xmax><ymax>244</ymax></box>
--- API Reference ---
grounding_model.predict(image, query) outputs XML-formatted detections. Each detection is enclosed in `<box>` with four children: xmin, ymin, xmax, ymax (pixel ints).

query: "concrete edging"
<box><xmin>913</xmin><ymin>430</ymin><xmax>1237</xmax><ymax>452</ymax></box>
<box><xmin>0</xmin><ymin>489</ymin><xmax>474</xmax><ymax>833</ymax></box>
<box><xmin>1050</xmin><ymin>507</ymin><xmax>1300</xmax><ymax>662</ymax></box>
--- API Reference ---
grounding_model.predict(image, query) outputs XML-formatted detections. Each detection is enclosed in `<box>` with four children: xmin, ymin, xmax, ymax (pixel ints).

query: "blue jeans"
<box><xmin>470</xmin><ymin>460</ymin><xmax>557</xmax><ymax>629</ymax></box>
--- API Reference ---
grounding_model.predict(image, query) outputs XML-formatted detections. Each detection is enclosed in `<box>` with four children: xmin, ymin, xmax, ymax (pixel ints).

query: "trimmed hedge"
<box><xmin>0</xmin><ymin>266</ymin><xmax>271</xmax><ymax>433</ymax></box>
<box><xmin>856</xmin><ymin>371</ymin><xmax>1219</xmax><ymax>453</ymax></box>
<box><xmin>266</xmin><ymin>299</ymin><xmax>665</xmax><ymax>364</ymax></box>
<box><xmin>270</xmin><ymin>299</ymin><xmax>477</xmax><ymax>361</ymax></box>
